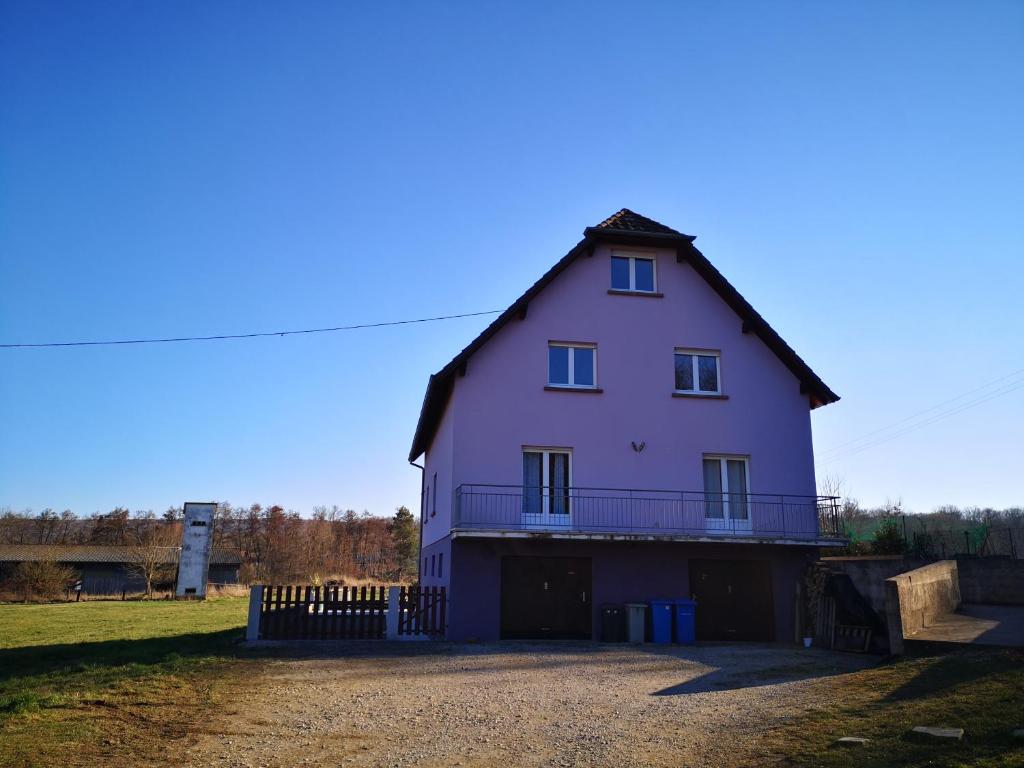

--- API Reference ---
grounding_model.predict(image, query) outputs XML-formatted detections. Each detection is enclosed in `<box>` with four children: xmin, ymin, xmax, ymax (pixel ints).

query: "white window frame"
<box><xmin>547</xmin><ymin>342</ymin><xmax>598</xmax><ymax>389</ymax></box>
<box><xmin>674</xmin><ymin>349</ymin><xmax>722</xmax><ymax>395</ymax></box>
<box><xmin>610</xmin><ymin>250</ymin><xmax>657</xmax><ymax>293</ymax></box>
<box><xmin>522</xmin><ymin>446</ymin><xmax>573</xmax><ymax>526</ymax></box>
<box><xmin>703</xmin><ymin>455</ymin><xmax>751</xmax><ymax>532</ymax></box>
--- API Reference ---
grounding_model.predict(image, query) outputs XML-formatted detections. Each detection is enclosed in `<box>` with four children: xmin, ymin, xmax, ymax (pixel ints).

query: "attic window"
<box><xmin>610</xmin><ymin>252</ymin><xmax>656</xmax><ymax>293</ymax></box>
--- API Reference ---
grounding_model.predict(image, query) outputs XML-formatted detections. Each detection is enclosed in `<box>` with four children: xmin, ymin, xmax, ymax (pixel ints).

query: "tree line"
<box><xmin>0</xmin><ymin>503</ymin><xmax>420</xmax><ymax>585</ymax></box>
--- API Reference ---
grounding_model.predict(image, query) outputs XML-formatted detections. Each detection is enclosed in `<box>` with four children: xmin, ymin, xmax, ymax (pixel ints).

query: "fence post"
<box><xmin>246</xmin><ymin>585</ymin><xmax>264</xmax><ymax>642</ymax></box>
<box><xmin>386</xmin><ymin>586</ymin><xmax>401</xmax><ymax>640</ymax></box>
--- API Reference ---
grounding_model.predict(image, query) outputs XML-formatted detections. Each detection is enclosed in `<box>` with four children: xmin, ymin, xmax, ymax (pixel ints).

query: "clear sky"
<box><xmin>1</xmin><ymin>1</ymin><xmax>1022</xmax><ymax>517</ymax></box>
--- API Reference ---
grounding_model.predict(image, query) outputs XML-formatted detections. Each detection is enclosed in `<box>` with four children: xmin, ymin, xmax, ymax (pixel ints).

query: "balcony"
<box><xmin>454</xmin><ymin>484</ymin><xmax>844</xmax><ymax>544</ymax></box>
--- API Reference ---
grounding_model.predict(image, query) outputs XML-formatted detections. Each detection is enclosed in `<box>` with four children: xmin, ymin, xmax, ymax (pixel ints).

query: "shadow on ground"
<box><xmin>0</xmin><ymin>629</ymin><xmax>247</xmax><ymax>684</ymax></box>
<box><xmin>882</xmin><ymin>648</ymin><xmax>1024</xmax><ymax>703</ymax></box>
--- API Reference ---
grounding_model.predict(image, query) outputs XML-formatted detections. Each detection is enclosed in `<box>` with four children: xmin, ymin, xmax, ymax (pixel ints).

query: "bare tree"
<box><xmin>125</xmin><ymin>522</ymin><xmax>180</xmax><ymax>597</ymax></box>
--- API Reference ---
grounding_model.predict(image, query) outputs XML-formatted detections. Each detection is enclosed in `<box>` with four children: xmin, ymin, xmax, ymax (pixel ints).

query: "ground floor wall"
<box><xmin>420</xmin><ymin>537</ymin><xmax>452</xmax><ymax>590</ymax></box>
<box><xmin>447</xmin><ymin>538</ymin><xmax>817</xmax><ymax>642</ymax></box>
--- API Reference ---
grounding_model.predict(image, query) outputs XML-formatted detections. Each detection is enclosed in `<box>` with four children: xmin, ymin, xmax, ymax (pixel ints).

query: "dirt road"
<box><xmin>183</xmin><ymin>643</ymin><xmax>875</xmax><ymax>768</ymax></box>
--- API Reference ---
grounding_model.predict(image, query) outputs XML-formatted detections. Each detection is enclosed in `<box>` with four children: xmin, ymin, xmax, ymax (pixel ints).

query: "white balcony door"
<box><xmin>703</xmin><ymin>456</ymin><xmax>751</xmax><ymax>532</ymax></box>
<box><xmin>522</xmin><ymin>448</ymin><xmax>571</xmax><ymax>527</ymax></box>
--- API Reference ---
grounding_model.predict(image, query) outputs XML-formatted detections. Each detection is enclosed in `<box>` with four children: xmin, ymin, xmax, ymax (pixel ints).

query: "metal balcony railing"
<box><xmin>454</xmin><ymin>484</ymin><xmax>843</xmax><ymax>541</ymax></box>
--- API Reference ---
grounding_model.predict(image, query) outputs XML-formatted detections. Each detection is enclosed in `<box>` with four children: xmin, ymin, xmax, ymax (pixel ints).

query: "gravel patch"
<box><xmin>183</xmin><ymin>643</ymin><xmax>876</xmax><ymax>768</ymax></box>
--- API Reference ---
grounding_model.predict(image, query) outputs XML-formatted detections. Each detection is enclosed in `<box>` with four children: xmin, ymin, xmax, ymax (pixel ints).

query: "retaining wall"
<box><xmin>884</xmin><ymin>560</ymin><xmax>960</xmax><ymax>655</ymax></box>
<box><xmin>957</xmin><ymin>558</ymin><xmax>1024</xmax><ymax>605</ymax></box>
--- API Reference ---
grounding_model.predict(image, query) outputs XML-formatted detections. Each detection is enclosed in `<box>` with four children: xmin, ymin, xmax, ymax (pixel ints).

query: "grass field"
<box><xmin>0</xmin><ymin>598</ymin><xmax>250</xmax><ymax>768</ymax></box>
<box><xmin>0</xmin><ymin>599</ymin><xmax>1020</xmax><ymax>767</ymax></box>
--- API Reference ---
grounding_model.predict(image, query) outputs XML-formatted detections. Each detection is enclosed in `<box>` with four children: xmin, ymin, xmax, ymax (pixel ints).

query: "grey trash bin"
<box><xmin>625</xmin><ymin>602</ymin><xmax>647</xmax><ymax>643</ymax></box>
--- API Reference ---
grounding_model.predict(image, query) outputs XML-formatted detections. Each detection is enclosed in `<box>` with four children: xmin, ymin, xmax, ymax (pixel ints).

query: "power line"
<box><xmin>818</xmin><ymin>367</ymin><xmax>1024</xmax><ymax>458</ymax></box>
<box><xmin>0</xmin><ymin>309</ymin><xmax>504</xmax><ymax>349</ymax></box>
<box><xmin>819</xmin><ymin>371</ymin><xmax>1024</xmax><ymax>463</ymax></box>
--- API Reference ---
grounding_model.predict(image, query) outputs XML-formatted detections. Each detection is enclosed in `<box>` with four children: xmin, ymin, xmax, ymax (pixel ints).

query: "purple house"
<box><xmin>410</xmin><ymin>210</ymin><xmax>842</xmax><ymax>642</ymax></box>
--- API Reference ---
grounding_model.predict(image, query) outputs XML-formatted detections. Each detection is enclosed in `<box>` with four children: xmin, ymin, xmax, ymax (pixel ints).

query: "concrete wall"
<box><xmin>957</xmin><ymin>558</ymin><xmax>1024</xmax><ymax>605</ymax></box>
<box><xmin>821</xmin><ymin>556</ymin><xmax>929</xmax><ymax>617</ymax></box>
<box><xmin>884</xmin><ymin>560</ymin><xmax>961</xmax><ymax>655</ymax></box>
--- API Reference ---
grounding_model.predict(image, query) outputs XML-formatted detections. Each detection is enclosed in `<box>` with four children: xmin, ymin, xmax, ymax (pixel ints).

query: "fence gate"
<box><xmin>252</xmin><ymin>584</ymin><xmax>446</xmax><ymax>641</ymax></box>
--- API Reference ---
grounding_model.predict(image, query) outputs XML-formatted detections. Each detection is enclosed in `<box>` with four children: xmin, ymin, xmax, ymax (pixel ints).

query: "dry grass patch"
<box><xmin>763</xmin><ymin>649</ymin><xmax>1024</xmax><ymax>767</ymax></box>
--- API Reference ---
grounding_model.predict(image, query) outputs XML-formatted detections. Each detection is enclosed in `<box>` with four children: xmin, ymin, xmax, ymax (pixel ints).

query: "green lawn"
<box><xmin>0</xmin><ymin>598</ymin><xmax>251</xmax><ymax>768</ymax></box>
<box><xmin>769</xmin><ymin>649</ymin><xmax>1024</xmax><ymax>767</ymax></box>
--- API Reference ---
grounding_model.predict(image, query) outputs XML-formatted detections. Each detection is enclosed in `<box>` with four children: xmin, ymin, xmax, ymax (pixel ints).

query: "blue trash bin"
<box><xmin>673</xmin><ymin>599</ymin><xmax>697</xmax><ymax>644</ymax></box>
<box><xmin>650</xmin><ymin>600</ymin><xmax>674</xmax><ymax>644</ymax></box>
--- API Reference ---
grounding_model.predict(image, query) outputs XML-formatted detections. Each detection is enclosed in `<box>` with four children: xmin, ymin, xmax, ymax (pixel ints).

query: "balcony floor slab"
<box><xmin>450</xmin><ymin>528</ymin><xmax>848</xmax><ymax>548</ymax></box>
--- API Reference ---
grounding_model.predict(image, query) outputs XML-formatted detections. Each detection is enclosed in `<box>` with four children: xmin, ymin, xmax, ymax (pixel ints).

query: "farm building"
<box><xmin>0</xmin><ymin>544</ymin><xmax>241</xmax><ymax>595</ymax></box>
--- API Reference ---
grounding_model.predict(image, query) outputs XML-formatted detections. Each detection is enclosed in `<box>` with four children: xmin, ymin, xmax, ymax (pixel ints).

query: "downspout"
<box><xmin>409</xmin><ymin>460</ymin><xmax>425</xmax><ymax>586</ymax></box>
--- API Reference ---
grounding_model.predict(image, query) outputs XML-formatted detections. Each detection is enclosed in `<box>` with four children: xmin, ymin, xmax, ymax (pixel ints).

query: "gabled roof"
<box><xmin>0</xmin><ymin>544</ymin><xmax>242</xmax><ymax>565</ymax></box>
<box><xmin>409</xmin><ymin>210</ymin><xmax>839</xmax><ymax>460</ymax></box>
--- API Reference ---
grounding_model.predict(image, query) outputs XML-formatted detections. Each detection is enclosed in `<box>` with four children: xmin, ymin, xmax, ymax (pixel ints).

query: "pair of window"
<box><xmin>423</xmin><ymin>473</ymin><xmax>438</xmax><ymax>521</ymax></box>
<box><xmin>674</xmin><ymin>351</ymin><xmax>721</xmax><ymax>395</ymax></box>
<box><xmin>423</xmin><ymin>553</ymin><xmax>445</xmax><ymax>578</ymax></box>
<box><xmin>520</xmin><ymin>448</ymin><xmax>751</xmax><ymax>523</ymax></box>
<box><xmin>702</xmin><ymin>456</ymin><xmax>749</xmax><ymax>522</ymax></box>
<box><xmin>547</xmin><ymin>343</ymin><xmax>596</xmax><ymax>389</ymax></box>
<box><xmin>547</xmin><ymin>343</ymin><xmax>722</xmax><ymax>395</ymax></box>
<box><xmin>522</xmin><ymin>448</ymin><xmax>571</xmax><ymax>517</ymax></box>
<box><xmin>610</xmin><ymin>253</ymin><xmax>656</xmax><ymax>293</ymax></box>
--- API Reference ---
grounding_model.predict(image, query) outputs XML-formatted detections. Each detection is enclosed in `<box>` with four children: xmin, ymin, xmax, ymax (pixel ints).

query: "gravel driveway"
<box><xmin>184</xmin><ymin>643</ymin><xmax>876</xmax><ymax>768</ymax></box>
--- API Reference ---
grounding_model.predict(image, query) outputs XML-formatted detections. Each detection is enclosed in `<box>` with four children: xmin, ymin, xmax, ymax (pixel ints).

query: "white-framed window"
<box><xmin>522</xmin><ymin>447</ymin><xmax>572</xmax><ymax>519</ymax></box>
<box><xmin>610</xmin><ymin>251</ymin><xmax>657</xmax><ymax>293</ymax></box>
<box><xmin>702</xmin><ymin>455</ymin><xmax>750</xmax><ymax>524</ymax></box>
<box><xmin>675</xmin><ymin>349</ymin><xmax>721</xmax><ymax>395</ymax></box>
<box><xmin>548</xmin><ymin>342</ymin><xmax>597</xmax><ymax>388</ymax></box>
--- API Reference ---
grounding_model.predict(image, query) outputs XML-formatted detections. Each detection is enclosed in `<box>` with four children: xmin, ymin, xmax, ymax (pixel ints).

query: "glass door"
<box><xmin>703</xmin><ymin>456</ymin><xmax>751</xmax><ymax>532</ymax></box>
<box><xmin>522</xmin><ymin>449</ymin><xmax>572</xmax><ymax>527</ymax></box>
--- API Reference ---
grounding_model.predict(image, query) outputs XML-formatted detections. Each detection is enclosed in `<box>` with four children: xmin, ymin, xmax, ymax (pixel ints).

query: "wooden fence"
<box><xmin>397</xmin><ymin>585</ymin><xmax>447</xmax><ymax>638</ymax></box>
<box><xmin>254</xmin><ymin>584</ymin><xmax>446</xmax><ymax>641</ymax></box>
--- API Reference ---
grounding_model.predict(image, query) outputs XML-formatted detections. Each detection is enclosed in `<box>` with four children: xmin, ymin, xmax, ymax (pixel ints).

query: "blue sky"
<box><xmin>1</xmin><ymin>1</ymin><xmax>1021</xmax><ymax>517</ymax></box>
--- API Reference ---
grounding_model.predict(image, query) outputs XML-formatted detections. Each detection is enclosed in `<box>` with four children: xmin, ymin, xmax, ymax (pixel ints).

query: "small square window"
<box><xmin>548</xmin><ymin>343</ymin><xmax>597</xmax><ymax>388</ymax></box>
<box><xmin>610</xmin><ymin>252</ymin><xmax>656</xmax><ymax>293</ymax></box>
<box><xmin>674</xmin><ymin>350</ymin><xmax>720</xmax><ymax>394</ymax></box>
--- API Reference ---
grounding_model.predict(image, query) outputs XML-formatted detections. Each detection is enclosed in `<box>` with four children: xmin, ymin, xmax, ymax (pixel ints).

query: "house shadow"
<box><xmin>0</xmin><ymin>628</ymin><xmax>250</xmax><ymax>684</ymax></box>
<box><xmin>650</xmin><ymin>647</ymin><xmax>875</xmax><ymax>696</ymax></box>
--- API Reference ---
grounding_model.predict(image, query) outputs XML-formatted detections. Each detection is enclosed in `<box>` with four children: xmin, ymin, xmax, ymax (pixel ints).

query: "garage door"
<box><xmin>689</xmin><ymin>559</ymin><xmax>774</xmax><ymax>641</ymax></box>
<box><xmin>501</xmin><ymin>556</ymin><xmax>591</xmax><ymax>639</ymax></box>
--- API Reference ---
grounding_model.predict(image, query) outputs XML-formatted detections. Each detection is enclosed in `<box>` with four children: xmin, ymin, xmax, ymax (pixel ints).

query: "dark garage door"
<box><xmin>501</xmin><ymin>556</ymin><xmax>591</xmax><ymax>639</ymax></box>
<box><xmin>689</xmin><ymin>559</ymin><xmax>774</xmax><ymax>641</ymax></box>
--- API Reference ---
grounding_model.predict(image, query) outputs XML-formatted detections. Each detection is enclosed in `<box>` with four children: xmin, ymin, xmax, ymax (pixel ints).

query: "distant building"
<box><xmin>0</xmin><ymin>545</ymin><xmax>241</xmax><ymax>595</ymax></box>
